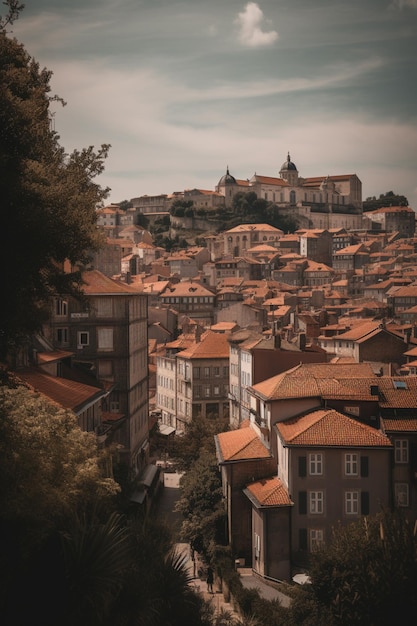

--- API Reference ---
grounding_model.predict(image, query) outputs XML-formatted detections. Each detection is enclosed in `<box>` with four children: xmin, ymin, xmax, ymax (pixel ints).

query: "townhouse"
<box><xmin>158</xmin><ymin>280</ymin><xmax>216</xmax><ymax>326</ymax></box>
<box><xmin>215</xmin><ymin>362</ymin><xmax>417</xmax><ymax>581</ymax></box>
<box><xmin>156</xmin><ymin>326</ymin><xmax>230</xmax><ymax>432</ymax></box>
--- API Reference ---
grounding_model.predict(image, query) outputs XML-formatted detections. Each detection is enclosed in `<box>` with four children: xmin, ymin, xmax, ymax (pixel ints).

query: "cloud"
<box><xmin>391</xmin><ymin>0</ymin><xmax>417</xmax><ymax>8</ymax></box>
<box><xmin>235</xmin><ymin>2</ymin><xmax>278</xmax><ymax>48</ymax></box>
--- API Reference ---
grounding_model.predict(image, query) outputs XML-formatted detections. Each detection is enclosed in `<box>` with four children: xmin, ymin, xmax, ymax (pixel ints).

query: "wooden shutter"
<box><xmin>299</xmin><ymin>456</ymin><xmax>307</xmax><ymax>477</ymax></box>
<box><xmin>360</xmin><ymin>456</ymin><xmax>369</xmax><ymax>478</ymax></box>
<box><xmin>299</xmin><ymin>528</ymin><xmax>308</xmax><ymax>551</ymax></box>
<box><xmin>299</xmin><ymin>491</ymin><xmax>307</xmax><ymax>514</ymax></box>
<box><xmin>361</xmin><ymin>491</ymin><xmax>370</xmax><ymax>515</ymax></box>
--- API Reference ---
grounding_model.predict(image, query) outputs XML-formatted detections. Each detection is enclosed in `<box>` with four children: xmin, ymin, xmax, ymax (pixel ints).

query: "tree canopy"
<box><xmin>0</xmin><ymin>24</ymin><xmax>109</xmax><ymax>357</ymax></box>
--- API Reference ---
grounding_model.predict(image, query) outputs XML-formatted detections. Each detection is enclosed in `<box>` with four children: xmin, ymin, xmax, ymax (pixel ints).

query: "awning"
<box><xmin>138</xmin><ymin>463</ymin><xmax>159</xmax><ymax>488</ymax></box>
<box><xmin>159</xmin><ymin>424</ymin><xmax>176</xmax><ymax>436</ymax></box>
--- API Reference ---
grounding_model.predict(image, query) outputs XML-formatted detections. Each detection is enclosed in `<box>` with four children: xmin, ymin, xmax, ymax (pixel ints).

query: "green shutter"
<box><xmin>299</xmin><ymin>528</ymin><xmax>308</xmax><ymax>550</ymax></box>
<box><xmin>360</xmin><ymin>456</ymin><xmax>369</xmax><ymax>477</ymax></box>
<box><xmin>299</xmin><ymin>456</ymin><xmax>307</xmax><ymax>477</ymax></box>
<box><xmin>299</xmin><ymin>491</ymin><xmax>307</xmax><ymax>514</ymax></box>
<box><xmin>361</xmin><ymin>491</ymin><xmax>370</xmax><ymax>515</ymax></box>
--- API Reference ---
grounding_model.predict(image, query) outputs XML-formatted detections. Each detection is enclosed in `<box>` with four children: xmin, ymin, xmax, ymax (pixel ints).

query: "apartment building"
<box><xmin>46</xmin><ymin>269</ymin><xmax>149</xmax><ymax>471</ymax></box>
<box><xmin>157</xmin><ymin>327</ymin><xmax>230</xmax><ymax>433</ymax></box>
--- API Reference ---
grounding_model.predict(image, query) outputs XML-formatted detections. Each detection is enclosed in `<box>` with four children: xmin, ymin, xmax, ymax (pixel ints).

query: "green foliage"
<box><xmin>171</xmin><ymin>414</ymin><xmax>229</xmax><ymax>470</ymax></box>
<box><xmin>117</xmin><ymin>199</ymin><xmax>133</xmax><ymax>211</ymax></box>
<box><xmin>0</xmin><ymin>386</ymin><xmax>119</xmax><ymax>541</ymax></box>
<box><xmin>175</xmin><ymin>449</ymin><xmax>226</xmax><ymax>552</ymax></box>
<box><xmin>363</xmin><ymin>190</ymin><xmax>409</xmax><ymax>212</ymax></box>
<box><xmin>308</xmin><ymin>509</ymin><xmax>417</xmax><ymax>626</ymax></box>
<box><xmin>0</xmin><ymin>30</ymin><xmax>109</xmax><ymax>356</ymax></box>
<box><xmin>135</xmin><ymin>211</ymin><xmax>150</xmax><ymax>229</ymax></box>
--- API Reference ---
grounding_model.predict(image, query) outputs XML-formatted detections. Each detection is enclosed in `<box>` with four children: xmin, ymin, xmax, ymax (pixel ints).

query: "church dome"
<box><xmin>218</xmin><ymin>166</ymin><xmax>237</xmax><ymax>186</ymax></box>
<box><xmin>280</xmin><ymin>152</ymin><xmax>297</xmax><ymax>171</ymax></box>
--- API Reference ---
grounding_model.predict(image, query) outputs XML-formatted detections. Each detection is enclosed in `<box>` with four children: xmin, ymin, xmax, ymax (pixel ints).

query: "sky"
<box><xmin>8</xmin><ymin>0</ymin><xmax>417</xmax><ymax>208</ymax></box>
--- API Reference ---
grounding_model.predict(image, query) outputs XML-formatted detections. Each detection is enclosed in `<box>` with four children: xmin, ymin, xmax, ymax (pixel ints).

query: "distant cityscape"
<box><xmin>12</xmin><ymin>152</ymin><xmax>417</xmax><ymax>584</ymax></box>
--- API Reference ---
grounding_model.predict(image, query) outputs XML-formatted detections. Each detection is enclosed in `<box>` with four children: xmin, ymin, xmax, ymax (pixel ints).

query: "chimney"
<box><xmin>298</xmin><ymin>332</ymin><xmax>306</xmax><ymax>351</ymax></box>
<box><xmin>274</xmin><ymin>333</ymin><xmax>281</xmax><ymax>349</ymax></box>
<box><xmin>195</xmin><ymin>325</ymin><xmax>202</xmax><ymax>343</ymax></box>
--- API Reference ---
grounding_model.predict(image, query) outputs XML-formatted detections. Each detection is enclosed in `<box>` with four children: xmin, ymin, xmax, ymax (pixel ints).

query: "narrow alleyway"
<box><xmin>155</xmin><ymin>470</ymin><xmax>292</xmax><ymax>620</ymax></box>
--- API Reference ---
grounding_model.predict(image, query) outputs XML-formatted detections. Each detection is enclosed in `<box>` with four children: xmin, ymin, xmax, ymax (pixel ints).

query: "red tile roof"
<box><xmin>216</xmin><ymin>426</ymin><xmax>272</xmax><ymax>462</ymax></box>
<box><xmin>245</xmin><ymin>477</ymin><xmax>292</xmax><ymax>507</ymax></box>
<box><xmin>382</xmin><ymin>418</ymin><xmax>417</xmax><ymax>433</ymax></box>
<box><xmin>251</xmin><ymin>362</ymin><xmax>375</xmax><ymax>401</ymax></box>
<box><xmin>276</xmin><ymin>408</ymin><xmax>392</xmax><ymax>448</ymax></box>
<box><xmin>15</xmin><ymin>368</ymin><xmax>105</xmax><ymax>413</ymax></box>
<box><xmin>177</xmin><ymin>330</ymin><xmax>230</xmax><ymax>359</ymax></box>
<box><xmin>81</xmin><ymin>269</ymin><xmax>139</xmax><ymax>294</ymax></box>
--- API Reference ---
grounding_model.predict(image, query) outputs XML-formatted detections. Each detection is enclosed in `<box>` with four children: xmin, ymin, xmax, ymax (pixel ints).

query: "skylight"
<box><xmin>393</xmin><ymin>380</ymin><xmax>407</xmax><ymax>390</ymax></box>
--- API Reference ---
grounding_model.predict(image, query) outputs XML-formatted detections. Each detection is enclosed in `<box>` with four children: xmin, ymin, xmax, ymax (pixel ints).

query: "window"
<box><xmin>345</xmin><ymin>453</ymin><xmax>358</xmax><ymax>476</ymax></box>
<box><xmin>395</xmin><ymin>483</ymin><xmax>409</xmax><ymax>507</ymax></box>
<box><xmin>254</xmin><ymin>533</ymin><xmax>261</xmax><ymax>559</ymax></box>
<box><xmin>204</xmin><ymin>386</ymin><xmax>210</xmax><ymax>397</ymax></box>
<box><xmin>98</xmin><ymin>328</ymin><xmax>113</xmax><ymax>351</ymax></box>
<box><xmin>204</xmin><ymin>367</ymin><xmax>210</xmax><ymax>378</ymax></box>
<box><xmin>213</xmin><ymin>366</ymin><xmax>220</xmax><ymax>377</ymax></box>
<box><xmin>310</xmin><ymin>491</ymin><xmax>324</xmax><ymax>514</ymax></box>
<box><xmin>345</xmin><ymin>491</ymin><xmax>359</xmax><ymax>514</ymax></box>
<box><xmin>55</xmin><ymin>299</ymin><xmax>68</xmax><ymax>316</ymax></box>
<box><xmin>310</xmin><ymin>529</ymin><xmax>324</xmax><ymax>551</ymax></box>
<box><xmin>97</xmin><ymin>298</ymin><xmax>113</xmax><ymax>317</ymax></box>
<box><xmin>193</xmin><ymin>367</ymin><xmax>200</xmax><ymax>379</ymax></box>
<box><xmin>214</xmin><ymin>386</ymin><xmax>220</xmax><ymax>396</ymax></box>
<box><xmin>395</xmin><ymin>440</ymin><xmax>408</xmax><ymax>463</ymax></box>
<box><xmin>77</xmin><ymin>331</ymin><xmax>89</xmax><ymax>348</ymax></box>
<box><xmin>56</xmin><ymin>327</ymin><xmax>68</xmax><ymax>344</ymax></box>
<box><xmin>309</xmin><ymin>453</ymin><xmax>323</xmax><ymax>475</ymax></box>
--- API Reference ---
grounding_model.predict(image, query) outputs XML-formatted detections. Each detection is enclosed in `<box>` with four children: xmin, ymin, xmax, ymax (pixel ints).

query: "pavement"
<box><xmin>156</xmin><ymin>470</ymin><xmax>292</xmax><ymax>619</ymax></box>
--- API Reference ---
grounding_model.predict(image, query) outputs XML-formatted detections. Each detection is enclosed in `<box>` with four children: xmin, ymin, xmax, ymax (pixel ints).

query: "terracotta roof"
<box><xmin>177</xmin><ymin>330</ymin><xmax>230</xmax><ymax>359</ymax></box>
<box><xmin>15</xmin><ymin>367</ymin><xmax>105</xmax><ymax>414</ymax></box>
<box><xmin>216</xmin><ymin>426</ymin><xmax>272</xmax><ymax>462</ymax></box>
<box><xmin>252</xmin><ymin>175</ymin><xmax>288</xmax><ymax>187</ymax></box>
<box><xmin>81</xmin><ymin>269</ymin><xmax>139</xmax><ymax>294</ymax></box>
<box><xmin>37</xmin><ymin>350</ymin><xmax>73</xmax><ymax>363</ymax></box>
<box><xmin>225</xmin><ymin>223</ymin><xmax>283</xmax><ymax>234</ymax></box>
<box><xmin>160</xmin><ymin>281</ymin><xmax>214</xmax><ymax>297</ymax></box>
<box><xmin>244</xmin><ymin>477</ymin><xmax>292</xmax><ymax>508</ymax></box>
<box><xmin>251</xmin><ymin>362</ymin><xmax>375</xmax><ymax>401</ymax></box>
<box><xmin>382</xmin><ymin>418</ymin><xmax>417</xmax><ymax>433</ymax></box>
<box><xmin>276</xmin><ymin>408</ymin><xmax>392</xmax><ymax>448</ymax></box>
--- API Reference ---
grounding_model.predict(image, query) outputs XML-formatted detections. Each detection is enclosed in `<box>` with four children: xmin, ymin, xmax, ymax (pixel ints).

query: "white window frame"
<box><xmin>309</xmin><ymin>491</ymin><xmax>324</xmax><ymax>514</ymax></box>
<box><xmin>98</xmin><ymin>328</ymin><xmax>114</xmax><ymax>351</ymax></box>
<box><xmin>254</xmin><ymin>532</ymin><xmax>261</xmax><ymax>559</ymax></box>
<box><xmin>309</xmin><ymin>453</ymin><xmax>323</xmax><ymax>476</ymax></box>
<box><xmin>310</xmin><ymin>529</ymin><xmax>324</xmax><ymax>551</ymax></box>
<box><xmin>394</xmin><ymin>483</ymin><xmax>409</xmax><ymax>507</ymax></box>
<box><xmin>394</xmin><ymin>440</ymin><xmax>409</xmax><ymax>464</ymax></box>
<box><xmin>77</xmin><ymin>331</ymin><xmax>89</xmax><ymax>348</ymax></box>
<box><xmin>345</xmin><ymin>453</ymin><xmax>358</xmax><ymax>476</ymax></box>
<box><xmin>55</xmin><ymin>299</ymin><xmax>68</xmax><ymax>316</ymax></box>
<box><xmin>345</xmin><ymin>491</ymin><xmax>359</xmax><ymax>515</ymax></box>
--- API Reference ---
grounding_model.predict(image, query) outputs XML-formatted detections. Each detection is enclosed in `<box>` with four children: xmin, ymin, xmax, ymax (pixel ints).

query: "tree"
<box><xmin>363</xmin><ymin>191</ymin><xmax>409</xmax><ymax>212</ymax></box>
<box><xmin>0</xmin><ymin>384</ymin><xmax>121</xmax><ymax>625</ymax></box>
<box><xmin>175</xmin><ymin>449</ymin><xmax>227</xmax><ymax>554</ymax></box>
<box><xmin>307</xmin><ymin>509</ymin><xmax>417</xmax><ymax>626</ymax></box>
<box><xmin>0</xmin><ymin>21</ymin><xmax>110</xmax><ymax>358</ymax></box>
